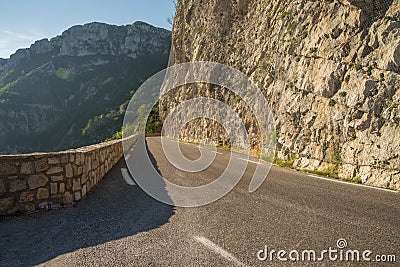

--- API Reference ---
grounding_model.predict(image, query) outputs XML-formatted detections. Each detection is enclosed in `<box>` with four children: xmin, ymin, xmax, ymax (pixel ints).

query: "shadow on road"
<box><xmin>0</xmin><ymin>149</ymin><xmax>175</xmax><ymax>266</ymax></box>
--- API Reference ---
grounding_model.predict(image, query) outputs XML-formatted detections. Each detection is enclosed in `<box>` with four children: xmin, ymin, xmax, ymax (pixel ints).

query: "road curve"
<box><xmin>0</xmin><ymin>137</ymin><xmax>399</xmax><ymax>266</ymax></box>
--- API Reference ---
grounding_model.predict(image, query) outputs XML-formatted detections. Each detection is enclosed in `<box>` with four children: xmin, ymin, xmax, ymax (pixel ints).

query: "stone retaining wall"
<box><xmin>0</xmin><ymin>137</ymin><xmax>137</xmax><ymax>216</ymax></box>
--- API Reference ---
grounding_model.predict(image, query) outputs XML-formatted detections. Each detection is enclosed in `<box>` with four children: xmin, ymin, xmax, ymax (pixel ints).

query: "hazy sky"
<box><xmin>0</xmin><ymin>0</ymin><xmax>176</xmax><ymax>58</ymax></box>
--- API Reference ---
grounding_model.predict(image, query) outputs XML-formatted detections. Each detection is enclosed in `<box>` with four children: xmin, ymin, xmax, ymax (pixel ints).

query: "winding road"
<box><xmin>1</xmin><ymin>137</ymin><xmax>399</xmax><ymax>266</ymax></box>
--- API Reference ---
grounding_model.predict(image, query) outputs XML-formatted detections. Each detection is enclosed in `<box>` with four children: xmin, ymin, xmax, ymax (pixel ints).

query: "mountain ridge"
<box><xmin>0</xmin><ymin>21</ymin><xmax>171</xmax><ymax>154</ymax></box>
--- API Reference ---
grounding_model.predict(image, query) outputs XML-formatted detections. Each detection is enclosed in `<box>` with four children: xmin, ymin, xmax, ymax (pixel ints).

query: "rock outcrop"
<box><xmin>1</xmin><ymin>21</ymin><xmax>171</xmax><ymax>72</ymax></box>
<box><xmin>162</xmin><ymin>0</ymin><xmax>400</xmax><ymax>189</ymax></box>
<box><xmin>0</xmin><ymin>22</ymin><xmax>171</xmax><ymax>154</ymax></box>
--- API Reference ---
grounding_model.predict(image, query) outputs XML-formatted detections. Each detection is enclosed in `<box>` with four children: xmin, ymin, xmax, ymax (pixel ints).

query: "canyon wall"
<box><xmin>161</xmin><ymin>0</ymin><xmax>400</xmax><ymax>189</ymax></box>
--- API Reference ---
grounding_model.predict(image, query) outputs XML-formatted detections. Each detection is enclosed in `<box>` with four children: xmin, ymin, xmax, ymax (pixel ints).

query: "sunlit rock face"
<box><xmin>0</xmin><ymin>22</ymin><xmax>171</xmax><ymax>154</ymax></box>
<box><xmin>162</xmin><ymin>0</ymin><xmax>400</xmax><ymax>189</ymax></box>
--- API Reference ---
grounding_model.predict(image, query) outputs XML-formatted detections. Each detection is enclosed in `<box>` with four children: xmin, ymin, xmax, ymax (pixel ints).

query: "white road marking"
<box><xmin>196</xmin><ymin>145</ymin><xmax>223</xmax><ymax>155</ymax></box>
<box><xmin>121</xmin><ymin>168</ymin><xmax>136</xmax><ymax>186</ymax></box>
<box><xmin>238</xmin><ymin>158</ymin><xmax>260</xmax><ymax>165</ymax></box>
<box><xmin>307</xmin><ymin>174</ymin><xmax>397</xmax><ymax>193</ymax></box>
<box><xmin>125</xmin><ymin>154</ymin><xmax>131</xmax><ymax>160</ymax></box>
<box><xmin>193</xmin><ymin>236</ymin><xmax>247</xmax><ymax>267</ymax></box>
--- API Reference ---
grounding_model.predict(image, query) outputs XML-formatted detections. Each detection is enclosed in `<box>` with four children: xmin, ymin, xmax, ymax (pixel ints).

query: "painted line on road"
<box><xmin>125</xmin><ymin>154</ymin><xmax>131</xmax><ymax>160</ymax></box>
<box><xmin>129</xmin><ymin>144</ymin><xmax>136</xmax><ymax>152</ymax></box>
<box><xmin>193</xmin><ymin>236</ymin><xmax>247</xmax><ymax>267</ymax></box>
<box><xmin>196</xmin><ymin>145</ymin><xmax>223</xmax><ymax>155</ymax></box>
<box><xmin>307</xmin><ymin>174</ymin><xmax>397</xmax><ymax>193</ymax></box>
<box><xmin>121</xmin><ymin>168</ymin><xmax>136</xmax><ymax>186</ymax></box>
<box><xmin>238</xmin><ymin>158</ymin><xmax>260</xmax><ymax>165</ymax></box>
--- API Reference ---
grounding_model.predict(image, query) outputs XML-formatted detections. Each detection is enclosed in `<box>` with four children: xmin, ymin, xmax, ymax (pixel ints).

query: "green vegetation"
<box><xmin>344</xmin><ymin>75</ymin><xmax>350</xmax><ymax>83</ymax></box>
<box><xmin>145</xmin><ymin>102</ymin><xmax>163</xmax><ymax>134</ymax></box>
<box><xmin>366</xmin><ymin>67</ymin><xmax>372</xmax><ymax>76</ymax></box>
<box><xmin>300</xmin><ymin>168</ymin><xmax>333</xmax><ymax>177</ymax></box>
<box><xmin>379</xmin><ymin>73</ymin><xmax>385</xmax><ymax>83</ymax></box>
<box><xmin>259</xmin><ymin>60</ymin><xmax>268</xmax><ymax>71</ymax></box>
<box><xmin>290</xmin><ymin>39</ymin><xmax>299</xmax><ymax>49</ymax></box>
<box><xmin>339</xmin><ymin>91</ymin><xmax>347</xmax><ymax>97</ymax></box>
<box><xmin>104</xmin><ymin>131</ymin><xmax>122</xmax><ymax>142</ymax></box>
<box><xmin>280</xmin><ymin>9</ymin><xmax>292</xmax><ymax>20</ymax></box>
<box><xmin>273</xmin><ymin>157</ymin><xmax>295</xmax><ymax>168</ymax></box>
<box><xmin>329</xmin><ymin>99</ymin><xmax>337</xmax><ymax>106</ymax></box>
<box><xmin>272</xmin><ymin>150</ymin><xmax>363</xmax><ymax>186</ymax></box>
<box><xmin>196</xmin><ymin>25</ymin><xmax>203</xmax><ymax>34</ymax></box>
<box><xmin>333</xmin><ymin>151</ymin><xmax>342</xmax><ymax>163</ymax></box>
<box><xmin>288</xmin><ymin>22</ymin><xmax>297</xmax><ymax>35</ymax></box>
<box><xmin>354</xmin><ymin>64</ymin><xmax>362</xmax><ymax>70</ymax></box>
<box><xmin>383</xmin><ymin>15</ymin><xmax>400</xmax><ymax>22</ymax></box>
<box><xmin>342</xmin><ymin>177</ymin><xmax>362</xmax><ymax>184</ymax></box>
<box><xmin>369</xmin><ymin>87</ymin><xmax>379</xmax><ymax>97</ymax></box>
<box><xmin>0</xmin><ymin>26</ymin><xmax>171</xmax><ymax>154</ymax></box>
<box><xmin>386</xmin><ymin>99</ymin><xmax>398</xmax><ymax>113</ymax></box>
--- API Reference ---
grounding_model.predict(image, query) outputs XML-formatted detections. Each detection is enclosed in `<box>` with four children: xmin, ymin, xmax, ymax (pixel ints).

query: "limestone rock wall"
<box><xmin>0</xmin><ymin>136</ymin><xmax>137</xmax><ymax>216</ymax></box>
<box><xmin>162</xmin><ymin>0</ymin><xmax>400</xmax><ymax>189</ymax></box>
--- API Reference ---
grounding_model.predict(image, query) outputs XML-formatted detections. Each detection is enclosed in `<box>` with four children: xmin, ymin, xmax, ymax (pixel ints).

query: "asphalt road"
<box><xmin>1</xmin><ymin>137</ymin><xmax>399</xmax><ymax>266</ymax></box>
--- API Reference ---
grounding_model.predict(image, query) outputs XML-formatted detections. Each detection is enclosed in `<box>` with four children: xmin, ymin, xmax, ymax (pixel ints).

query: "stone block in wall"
<box><xmin>75</xmin><ymin>154</ymin><xmax>83</xmax><ymax>166</ymax></box>
<box><xmin>21</xmin><ymin>203</ymin><xmax>35</xmax><ymax>213</ymax></box>
<box><xmin>74</xmin><ymin>191</ymin><xmax>81</xmax><ymax>201</ymax></box>
<box><xmin>59</xmin><ymin>183</ymin><xmax>65</xmax><ymax>193</ymax></box>
<box><xmin>46</xmin><ymin>167</ymin><xmax>63</xmax><ymax>175</ymax></box>
<box><xmin>61</xmin><ymin>155</ymin><xmax>69</xmax><ymax>164</ymax></box>
<box><xmin>0</xmin><ymin>197</ymin><xmax>15</xmax><ymax>213</ymax></box>
<box><xmin>20</xmin><ymin>162</ymin><xmax>33</xmax><ymax>175</ymax></box>
<box><xmin>51</xmin><ymin>194</ymin><xmax>62</xmax><ymax>200</ymax></box>
<box><xmin>92</xmin><ymin>158</ymin><xmax>98</xmax><ymax>170</ymax></box>
<box><xmin>81</xmin><ymin>174</ymin><xmax>88</xmax><ymax>184</ymax></box>
<box><xmin>37</xmin><ymin>188</ymin><xmax>49</xmax><ymax>200</ymax></box>
<box><xmin>50</xmin><ymin>183</ymin><xmax>58</xmax><ymax>195</ymax></box>
<box><xmin>0</xmin><ymin>163</ymin><xmax>17</xmax><ymax>175</ymax></box>
<box><xmin>72</xmin><ymin>165</ymin><xmax>78</xmax><ymax>176</ymax></box>
<box><xmin>19</xmin><ymin>192</ymin><xmax>34</xmax><ymax>202</ymax></box>
<box><xmin>50</xmin><ymin>175</ymin><xmax>63</xmax><ymax>182</ymax></box>
<box><xmin>77</xmin><ymin>166</ymin><xmax>83</xmax><ymax>176</ymax></box>
<box><xmin>82</xmin><ymin>184</ymin><xmax>87</xmax><ymax>198</ymax></box>
<box><xmin>48</xmin><ymin>157</ymin><xmax>60</xmax><ymax>165</ymax></box>
<box><xmin>0</xmin><ymin>178</ymin><xmax>5</xmax><ymax>196</ymax></box>
<box><xmin>65</xmin><ymin>163</ymin><xmax>73</xmax><ymax>178</ymax></box>
<box><xmin>63</xmin><ymin>192</ymin><xmax>73</xmax><ymax>205</ymax></box>
<box><xmin>27</xmin><ymin>174</ymin><xmax>48</xmax><ymax>189</ymax></box>
<box><xmin>66</xmin><ymin>180</ymin><xmax>72</xmax><ymax>191</ymax></box>
<box><xmin>100</xmin><ymin>165</ymin><xmax>105</xmax><ymax>178</ymax></box>
<box><xmin>87</xmin><ymin>181</ymin><xmax>93</xmax><ymax>192</ymax></box>
<box><xmin>9</xmin><ymin>179</ymin><xmax>27</xmax><ymax>192</ymax></box>
<box><xmin>72</xmin><ymin>178</ymin><xmax>81</xmax><ymax>191</ymax></box>
<box><xmin>35</xmin><ymin>161</ymin><xmax>49</xmax><ymax>172</ymax></box>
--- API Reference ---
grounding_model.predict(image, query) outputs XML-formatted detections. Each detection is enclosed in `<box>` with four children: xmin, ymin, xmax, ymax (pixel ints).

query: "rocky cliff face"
<box><xmin>0</xmin><ymin>21</ymin><xmax>171</xmax><ymax>154</ymax></box>
<box><xmin>162</xmin><ymin>0</ymin><xmax>400</xmax><ymax>189</ymax></box>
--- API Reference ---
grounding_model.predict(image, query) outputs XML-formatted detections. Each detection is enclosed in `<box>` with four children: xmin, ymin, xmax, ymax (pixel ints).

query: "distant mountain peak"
<box><xmin>0</xmin><ymin>21</ymin><xmax>171</xmax><ymax>154</ymax></box>
<box><xmin>0</xmin><ymin>21</ymin><xmax>171</xmax><ymax>75</ymax></box>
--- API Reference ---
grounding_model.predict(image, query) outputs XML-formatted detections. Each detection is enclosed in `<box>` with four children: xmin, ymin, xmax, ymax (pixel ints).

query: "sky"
<box><xmin>0</xmin><ymin>0</ymin><xmax>176</xmax><ymax>58</ymax></box>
